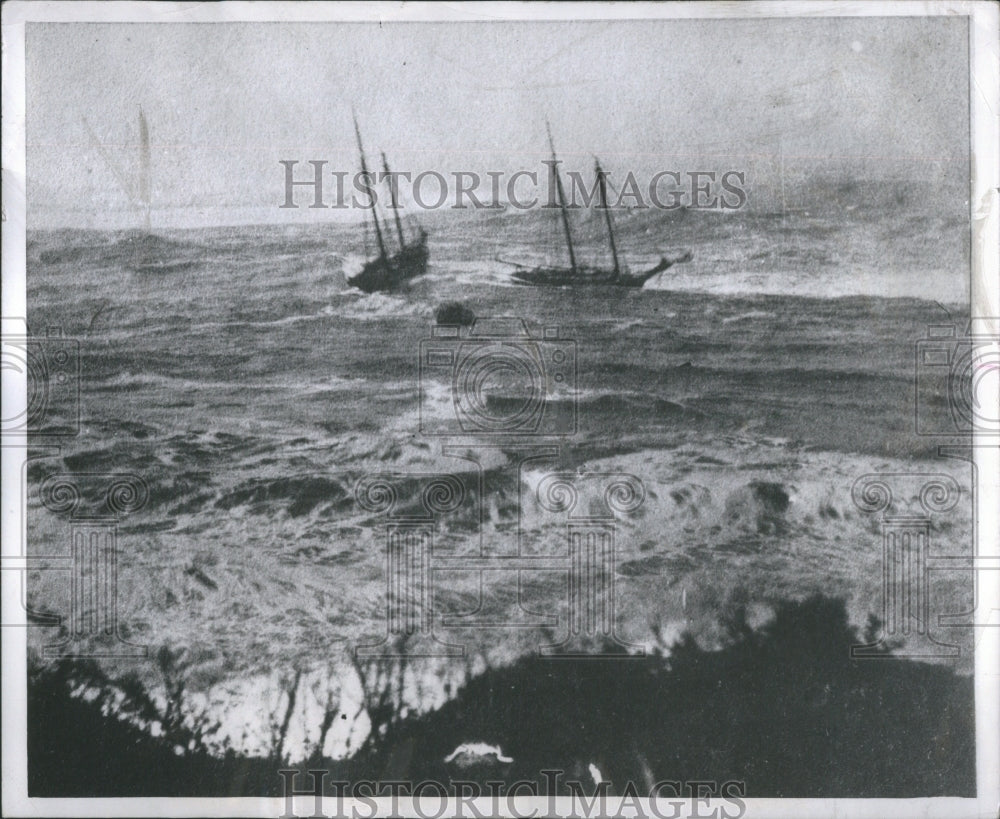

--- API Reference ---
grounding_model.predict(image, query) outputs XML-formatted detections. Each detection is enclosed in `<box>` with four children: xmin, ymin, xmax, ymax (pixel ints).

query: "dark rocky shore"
<box><xmin>29</xmin><ymin>595</ymin><xmax>974</xmax><ymax>798</ymax></box>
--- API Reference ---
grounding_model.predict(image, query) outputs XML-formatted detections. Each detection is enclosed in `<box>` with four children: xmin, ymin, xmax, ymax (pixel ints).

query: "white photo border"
<box><xmin>2</xmin><ymin>2</ymin><xmax>997</xmax><ymax>817</ymax></box>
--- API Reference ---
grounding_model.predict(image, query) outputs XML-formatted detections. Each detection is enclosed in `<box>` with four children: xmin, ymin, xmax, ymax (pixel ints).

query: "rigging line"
<box><xmin>546</xmin><ymin>119</ymin><xmax>577</xmax><ymax>275</ymax></box>
<box><xmin>80</xmin><ymin>115</ymin><xmax>138</xmax><ymax>206</ymax></box>
<box><xmin>353</xmin><ymin>110</ymin><xmax>387</xmax><ymax>260</ymax></box>
<box><xmin>382</xmin><ymin>151</ymin><xmax>406</xmax><ymax>251</ymax></box>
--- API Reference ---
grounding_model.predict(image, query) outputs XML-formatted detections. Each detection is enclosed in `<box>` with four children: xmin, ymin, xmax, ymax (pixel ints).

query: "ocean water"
<box><xmin>23</xmin><ymin>203</ymin><xmax>975</xmax><ymax>762</ymax></box>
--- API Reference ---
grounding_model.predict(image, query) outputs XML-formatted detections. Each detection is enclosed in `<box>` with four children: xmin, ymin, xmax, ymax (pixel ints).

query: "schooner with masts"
<box><xmin>507</xmin><ymin>122</ymin><xmax>691</xmax><ymax>287</ymax></box>
<box><xmin>346</xmin><ymin>115</ymin><xmax>429</xmax><ymax>293</ymax></box>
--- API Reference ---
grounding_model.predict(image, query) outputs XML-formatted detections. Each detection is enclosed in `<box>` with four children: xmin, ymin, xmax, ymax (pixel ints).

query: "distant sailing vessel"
<box><xmin>102</xmin><ymin>108</ymin><xmax>196</xmax><ymax>274</ymax></box>
<box><xmin>507</xmin><ymin>123</ymin><xmax>691</xmax><ymax>287</ymax></box>
<box><xmin>346</xmin><ymin>116</ymin><xmax>429</xmax><ymax>293</ymax></box>
<box><xmin>137</xmin><ymin>106</ymin><xmax>152</xmax><ymax>232</ymax></box>
<box><xmin>125</xmin><ymin>107</ymin><xmax>196</xmax><ymax>274</ymax></box>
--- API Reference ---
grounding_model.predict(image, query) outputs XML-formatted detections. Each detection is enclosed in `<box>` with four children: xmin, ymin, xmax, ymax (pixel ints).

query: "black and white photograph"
<box><xmin>2</xmin><ymin>3</ymin><xmax>998</xmax><ymax>817</ymax></box>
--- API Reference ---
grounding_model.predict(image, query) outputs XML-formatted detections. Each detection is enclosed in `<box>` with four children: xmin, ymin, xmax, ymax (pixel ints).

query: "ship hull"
<box><xmin>510</xmin><ymin>255</ymin><xmax>677</xmax><ymax>288</ymax></box>
<box><xmin>347</xmin><ymin>235</ymin><xmax>429</xmax><ymax>293</ymax></box>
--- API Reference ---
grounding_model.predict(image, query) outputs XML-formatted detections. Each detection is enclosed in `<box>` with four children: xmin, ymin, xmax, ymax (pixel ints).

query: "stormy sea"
<box><xmin>24</xmin><ymin>190</ymin><xmax>976</xmax><ymax>797</ymax></box>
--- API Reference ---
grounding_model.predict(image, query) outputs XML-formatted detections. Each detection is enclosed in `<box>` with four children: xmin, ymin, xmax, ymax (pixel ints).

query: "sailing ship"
<box><xmin>137</xmin><ymin>106</ymin><xmax>152</xmax><ymax>232</ymax></box>
<box><xmin>118</xmin><ymin>108</ymin><xmax>196</xmax><ymax>274</ymax></box>
<box><xmin>346</xmin><ymin>116</ymin><xmax>429</xmax><ymax>293</ymax></box>
<box><xmin>507</xmin><ymin>123</ymin><xmax>691</xmax><ymax>287</ymax></box>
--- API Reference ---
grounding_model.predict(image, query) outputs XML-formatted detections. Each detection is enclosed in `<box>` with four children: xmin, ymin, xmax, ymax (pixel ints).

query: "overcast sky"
<box><xmin>26</xmin><ymin>16</ymin><xmax>968</xmax><ymax>228</ymax></box>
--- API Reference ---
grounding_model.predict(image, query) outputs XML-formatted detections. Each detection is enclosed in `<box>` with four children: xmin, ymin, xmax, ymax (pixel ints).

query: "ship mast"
<box><xmin>595</xmin><ymin>159</ymin><xmax>620</xmax><ymax>278</ymax></box>
<box><xmin>138</xmin><ymin>107</ymin><xmax>151</xmax><ymax>232</ymax></box>
<box><xmin>546</xmin><ymin>121</ymin><xmax>577</xmax><ymax>275</ymax></box>
<box><xmin>353</xmin><ymin>113</ymin><xmax>387</xmax><ymax>261</ymax></box>
<box><xmin>382</xmin><ymin>152</ymin><xmax>407</xmax><ymax>251</ymax></box>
